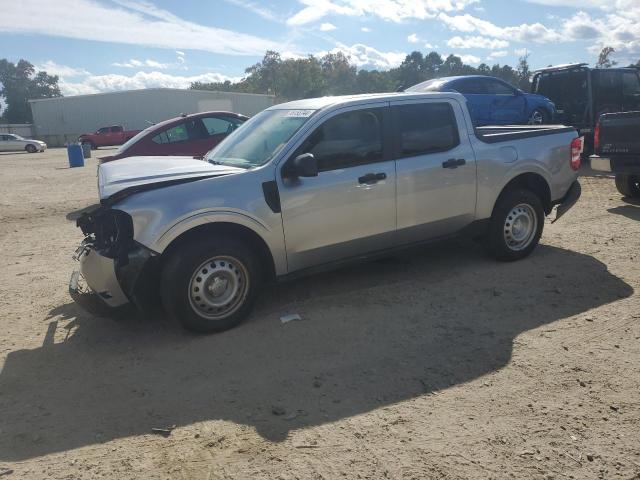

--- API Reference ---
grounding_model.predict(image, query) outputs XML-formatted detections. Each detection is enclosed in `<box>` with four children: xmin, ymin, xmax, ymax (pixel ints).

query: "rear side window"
<box><xmin>453</xmin><ymin>78</ymin><xmax>486</xmax><ymax>94</ymax></box>
<box><xmin>297</xmin><ymin>108</ymin><xmax>384</xmax><ymax>171</ymax></box>
<box><xmin>393</xmin><ymin>102</ymin><xmax>460</xmax><ymax>157</ymax></box>
<box><xmin>201</xmin><ymin>116</ymin><xmax>243</xmax><ymax>136</ymax></box>
<box><xmin>483</xmin><ymin>79</ymin><xmax>514</xmax><ymax>95</ymax></box>
<box><xmin>595</xmin><ymin>71</ymin><xmax>621</xmax><ymax>92</ymax></box>
<box><xmin>623</xmin><ymin>72</ymin><xmax>640</xmax><ymax>95</ymax></box>
<box><xmin>152</xmin><ymin>122</ymin><xmax>189</xmax><ymax>144</ymax></box>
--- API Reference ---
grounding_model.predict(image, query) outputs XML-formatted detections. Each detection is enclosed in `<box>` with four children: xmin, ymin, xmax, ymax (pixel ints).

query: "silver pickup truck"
<box><xmin>70</xmin><ymin>92</ymin><xmax>582</xmax><ymax>333</ymax></box>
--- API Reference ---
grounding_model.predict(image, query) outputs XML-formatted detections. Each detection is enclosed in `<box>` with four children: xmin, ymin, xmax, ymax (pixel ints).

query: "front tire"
<box><xmin>485</xmin><ymin>188</ymin><xmax>544</xmax><ymax>261</ymax></box>
<box><xmin>161</xmin><ymin>238</ymin><xmax>261</xmax><ymax>333</ymax></box>
<box><xmin>615</xmin><ymin>174</ymin><xmax>640</xmax><ymax>198</ymax></box>
<box><xmin>25</xmin><ymin>144</ymin><xmax>37</xmax><ymax>153</ymax></box>
<box><xmin>528</xmin><ymin>108</ymin><xmax>549</xmax><ymax>125</ymax></box>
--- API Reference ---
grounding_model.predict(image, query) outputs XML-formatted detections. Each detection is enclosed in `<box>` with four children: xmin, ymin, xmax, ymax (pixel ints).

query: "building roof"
<box><xmin>28</xmin><ymin>87</ymin><xmax>275</xmax><ymax>103</ymax></box>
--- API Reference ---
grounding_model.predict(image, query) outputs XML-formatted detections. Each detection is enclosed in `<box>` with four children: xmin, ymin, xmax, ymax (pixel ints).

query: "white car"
<box><xmin>0</xmin><ymin>133</ymin><xmax>47</xmax><ymax>153</ymax></box>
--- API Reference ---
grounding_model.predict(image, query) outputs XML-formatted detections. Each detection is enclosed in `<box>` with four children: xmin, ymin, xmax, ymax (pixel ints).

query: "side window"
<box><xmin>595</xmin><ymin>71</ymin><xmax>621</xmax><ymax>92</ymax></box>
<box><xmin>484</xmin><ymin>79</ymin><xmax>514</xmax><ymax>95</ymax></box>
<box><xmin>0</xmin><ymin>135</ymin><xmax>6</xmax><ymax>141</ymax></box>
<box><xmin>201</xmin><ymin>116</ymin><xmax>241</xmax><ymax>136</ymax></box>
<box><xmin>97</xmin><ymin>127</ymin><xmax>110</xmax><ymax>135</ymax></box>
<box><xmin>152</xmin><ymin>122</ymin><xmax>189</xmax><ymax>144</ymax></box>
<box><xmin>111</xmin><ymin>126</ymin><xmax>122</xmax><ymax>133</ymax></box>
<box><xmin>622</xmin><ymin>72</ymin><xmax>640</xmax><ymax>95</ymax></box>
<box><xmin>297</xmin><ymin>108</ymin><xmax>383</xmax><ymax>171</ymax></box>
<box><xmin>393</xmin><ymin>102</ymin><xmax>460</xmax><ymax>157</ymax></box>
<box><xmin>454</xmin><ymin>79</ymin><xmax>486</xmax><ymax>94</ymax></box>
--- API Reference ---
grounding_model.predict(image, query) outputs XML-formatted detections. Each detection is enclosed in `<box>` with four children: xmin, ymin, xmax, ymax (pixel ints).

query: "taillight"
<box><xmin>570</xmin><ymin>137</ymin><xmax>583</xmax><ymax>171</ymax></box>
<box><xmin>594</xmin><ymin>121</ymin><xmax>601</xmax><ymax>152</ymax></box>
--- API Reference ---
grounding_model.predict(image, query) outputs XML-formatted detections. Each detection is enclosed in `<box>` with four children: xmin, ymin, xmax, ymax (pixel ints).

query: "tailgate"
<box><xmin>599</xmin><ymin>111</ymin><xmax>640</xmax><ymax>155</ymax></box>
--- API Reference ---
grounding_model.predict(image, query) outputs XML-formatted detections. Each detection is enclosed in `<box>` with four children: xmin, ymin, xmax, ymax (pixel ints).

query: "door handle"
<box><xmin>358</xmin><ymin>172</ymin><xmax>387</xmax><ymax>184</ymax></box>
<box><xmin>442</xmin><ymin>158</ymin><xmax>466</xmax><ymax>169</ymax></box>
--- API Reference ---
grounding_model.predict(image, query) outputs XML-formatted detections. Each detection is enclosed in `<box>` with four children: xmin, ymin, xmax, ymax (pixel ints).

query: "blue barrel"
<box><xmin>67</xmin><ymin>144</ymin><xmax>84</xmax><ymax>168</ymax></box>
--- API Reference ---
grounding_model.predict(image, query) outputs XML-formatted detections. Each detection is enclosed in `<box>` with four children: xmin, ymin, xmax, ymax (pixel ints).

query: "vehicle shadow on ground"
<box><xmin>608</xmin><ymin>203</ymin><xmax>640</xmax><ymax>221</ymax></box>
<box><xmin>0</xmin><ymin>243</ymin><xmax>632</xmax><ymax>461</ymax></box>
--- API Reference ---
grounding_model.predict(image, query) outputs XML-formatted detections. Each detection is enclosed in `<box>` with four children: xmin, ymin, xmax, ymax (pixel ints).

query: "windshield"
<box><xmin>116</xmin><ymin>125</ymin><xmax>155</xmax><ymax>154</ymax></box>
<box><xmin>205</xmin><ymin>109</ymin><xmax>315</xmax><ymax>168</ymax></box>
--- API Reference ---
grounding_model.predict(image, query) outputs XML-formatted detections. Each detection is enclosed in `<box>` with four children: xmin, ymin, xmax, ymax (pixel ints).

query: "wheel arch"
<box><xmin>494</xmin><ymin>172</ymin><xmax>552</xmax><ymax>215</ymax></box>
<box><xmin>161</xmin><ymin>222</ymin><xmax>277</xmax><ymax>282</ymax></box>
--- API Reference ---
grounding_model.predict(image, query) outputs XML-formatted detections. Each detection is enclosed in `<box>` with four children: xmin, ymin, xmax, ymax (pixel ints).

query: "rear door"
<box><xmin>593</xmin><ymin>70</ymin><xmax>624</xmax><ymax>116</ymax></box>
<box><xmin>622</xmin><ymin>70</ymin><xmax>640</xmax><ymax>111</ymax></box>
<box><xmin>147</xmin><ymin>120</ymin><xmax>201</xmax><ymax>156</ymax></box>
<box><xmin>278</xmin><ymin>103</ymin><xmax>397</xmax><ymax>272</ymax></box>
<box><xmin>391</xmin><ymin>98</ymin><xmax>477</xmax><ymax>243</ymax></box>
<box><xmin>482</xmin><ymin>78</ymin><xmax>526</xmax><ymax>124</ymax></box>
<box><xmin>452</xmin><ymin>78</ymin><xmax>491</xmax><ymax>125</ymax></box>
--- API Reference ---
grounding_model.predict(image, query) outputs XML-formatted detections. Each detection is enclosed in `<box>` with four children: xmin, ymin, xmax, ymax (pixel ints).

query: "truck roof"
<box><xmin>268</xmin><ymin>91</ymin><xmax>465</xmax><ymax>111</ymax></box>
<box><xmin>533</xmin><ymin>63</ymin><xmax>639</xmax><ymax>74</ymax></box>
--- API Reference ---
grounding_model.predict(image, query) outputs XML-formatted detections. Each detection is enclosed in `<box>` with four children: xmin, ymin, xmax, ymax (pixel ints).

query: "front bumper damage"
<box><xmin>69</xmin><ymin>206</ymin><xmax>159</xmax><ymax>316</ymax></box>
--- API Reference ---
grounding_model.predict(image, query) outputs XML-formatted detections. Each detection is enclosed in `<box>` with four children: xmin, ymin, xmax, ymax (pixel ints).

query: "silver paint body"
<box><xmin>78</xmin><ymin>92</ymin><xmax>579</xmax><ymax>307</ymax></box>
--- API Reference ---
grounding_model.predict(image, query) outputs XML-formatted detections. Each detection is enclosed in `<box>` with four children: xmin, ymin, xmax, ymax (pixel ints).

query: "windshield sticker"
<box><xmin>285</xmin><ymin>110</ymin><xmax>314</xmax><ymax>118</ymax></box>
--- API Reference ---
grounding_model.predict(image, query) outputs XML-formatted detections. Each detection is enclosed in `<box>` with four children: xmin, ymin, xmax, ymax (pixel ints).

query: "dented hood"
<box><xmin>97</xmin><ymin>156</ymin><xmax>243</xmax><ymax>201</ymax></box>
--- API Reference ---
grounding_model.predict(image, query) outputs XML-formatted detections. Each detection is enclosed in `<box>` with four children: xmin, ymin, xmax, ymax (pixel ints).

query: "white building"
<box><xmin>28</xmin><ymin>88</ymin><xmax>276</xmax><ymax>146</ymax></box>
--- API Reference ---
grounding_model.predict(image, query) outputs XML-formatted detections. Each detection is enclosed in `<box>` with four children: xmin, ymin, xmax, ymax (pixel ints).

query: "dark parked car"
<box><xmin>407</xmin><ymin>75</ymin><xmax>556</xmax><ymax>126</ymax></box>
<box><xmin>531</xmin><ymin>64</ymin><xmax>640</xmax><ymax>153</ymax></box>
<box><xmin>590</xmin><ymin>110</ymin><xmax>640</xmax><ymax>198</ymax></box>
<box><xmin>100</xmin><ymin>111</ymin><xmax>248</xmax><ymax>162</ymax></box>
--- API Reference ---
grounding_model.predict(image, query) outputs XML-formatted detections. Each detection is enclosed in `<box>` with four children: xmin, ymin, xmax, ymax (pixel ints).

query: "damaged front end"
<box><xmin>69</xmin><ymin>206</ymin><xmax>159</xmax><ymax>316</ymax></box>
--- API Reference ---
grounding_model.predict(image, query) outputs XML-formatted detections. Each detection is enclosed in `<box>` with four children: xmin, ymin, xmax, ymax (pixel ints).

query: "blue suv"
<box><xmin>407</xmin><ymin>75</ymin><xmax>556</xmax><ymax>126</ymax></box>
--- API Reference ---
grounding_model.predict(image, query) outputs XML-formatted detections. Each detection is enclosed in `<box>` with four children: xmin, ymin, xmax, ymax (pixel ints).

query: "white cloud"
<box><xmin>514</xmin><ymin>48</ymin><xmax>529</xmax><ymax>56</ymax></box>
<box><xmin>361</xmin><ymin>27</ymin><xmax>371</xmax><ymax>32</ymax></box>
<box><xmin>287</xmin><ymin>0</ymin><xmax>479</xmax><ymax>25</ymax></box>
<box><xmin>447</xmin><ymin>35</ymin><xmax>509</xmax><ymax>49</ymax></box>
<box><xmin>487</xmin><ymin>50</ymin><xmax>508</xmax><ymax>60</ymax></box>
<box><xmin>112</xmin><ymin>58</ymin><xmax>172</xmax><ymax>69</ymax></box>
<box><xmin>222</xmin><ymin>0</ymin><xmax>281</xmax><ymax>22</ymax></box>
<box><xmin>59</xmin><ymin>71</ymin><xmax>242</xmax><ymax>96</ymax></box>
<box><xmin>424</xmin><ymin>43</ymin><xmax>436</xmax><ymax>49</ymax></box>
<box><xmin>35</xmin><ymin>60</ymin><xmax>90</xmax><ymax>78</ymax></box>
<box><xmin>408</xmin><ymin>33</ymin><xmax>419</xmax><ymax>43</ymax></box>
<box><xmin>0</xmin><ymin>0</ymin><xmax>278</xmax><ymax>56</ymax></box>
<box><xmin>320</xmin><ymin>22</ymin><xmax>337</xmax><ymax>31</ymax></box>
<box><xmin>455</xmin><ymin>53</ymin><xmax>481</xmax><ymax>64</ymax></box>
<box><xmin>319</xmin><ymin>43</ymin><xmax>407</xmax><ymax>69</ymax></box>
<box><xmin>439</xmin><ymin>13</ymin><xmax>562</xmax><ymax>43</ymax></box>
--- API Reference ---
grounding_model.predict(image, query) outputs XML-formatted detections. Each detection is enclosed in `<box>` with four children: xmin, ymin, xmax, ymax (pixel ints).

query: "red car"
<box><xmin>100</xmin><ymin>111</ymin><xmax>248</xmax><ymax>162</ymax></box>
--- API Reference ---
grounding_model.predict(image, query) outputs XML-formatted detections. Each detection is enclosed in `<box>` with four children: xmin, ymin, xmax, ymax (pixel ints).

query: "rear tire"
<box><xmin>615</xmin><ymin>174</ymin><xmax>640</xmax><ymax>198</ymax></box>
<box><xmin>25</xmin><ymin>144</ymin><xmax>37</xmax><ymax>153</ymax></box>
<box><xmin>485</xmin><ymin>188</ymin><xmax>544</xmax><ymax>261</ymax></box>
<box><xmin>528</xmin><ymin>108</ymin><xmax>549</xmax><ymax>125</ymax></box>
<box><xmin>161</xmin><ymin>238</ymin><xmax>261</xmax><ymax>333</ymax></box>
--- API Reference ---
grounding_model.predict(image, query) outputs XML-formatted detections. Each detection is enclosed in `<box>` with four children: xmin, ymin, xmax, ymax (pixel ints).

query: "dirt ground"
<box><xmin>0</xmin><ymin>147</ymin><xmax>638</xmax><ymax>480</ymax></box>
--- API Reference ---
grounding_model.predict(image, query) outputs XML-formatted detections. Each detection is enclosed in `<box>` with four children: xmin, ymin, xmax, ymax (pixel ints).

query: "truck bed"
<box><xmin>475</xmin><ymin>125</ymin><xmax>576</xmax><ymax>144</ymax></box>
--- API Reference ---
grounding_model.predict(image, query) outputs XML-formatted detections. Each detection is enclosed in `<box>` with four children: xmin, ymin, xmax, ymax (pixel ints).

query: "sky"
<box><xmin>0</xmin><ymin>0</ymin><xmax>639</xmax><ymax>96</ymax></box>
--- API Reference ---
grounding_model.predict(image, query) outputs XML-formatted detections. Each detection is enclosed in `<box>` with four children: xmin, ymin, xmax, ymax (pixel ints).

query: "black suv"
<box><xmin>531</xmin><ymin>64</ymin><xmax>640</xmax><ymax>153</ymax></box>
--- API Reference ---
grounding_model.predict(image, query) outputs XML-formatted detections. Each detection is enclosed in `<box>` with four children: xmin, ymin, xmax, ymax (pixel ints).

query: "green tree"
<box><xmin>0</xmin><ymin>59</ymin><xmax>62</xmax><ymax>122</ymax></box>
<box><xmin>516</xmin><ymin>54</ymin><xmax>532</xmax><ymax>91</ymax></box>
<box><xmin>596</xmin><ymin>47</ymin><xmax>617</xmax><ymax>69</ymax></box>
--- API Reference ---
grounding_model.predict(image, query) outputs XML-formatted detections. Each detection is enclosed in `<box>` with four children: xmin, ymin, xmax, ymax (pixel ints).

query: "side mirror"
<box><xmin>286</xmin><ymin>153</ymin><xmax>318</xmax><ymax>178</ymax></box>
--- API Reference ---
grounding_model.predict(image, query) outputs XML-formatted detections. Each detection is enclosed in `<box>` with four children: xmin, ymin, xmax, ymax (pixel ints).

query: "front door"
<box><xmin>391</xmin><ymin>99</ymin><xmax>477</xmax><ymax>243</ymax></box>
<box><xmin>622</xmin><ymin>70</ymin><xmax>640</xmax><ymax>111</ymax></box>
<box><xmin>278</xmin><ymin>104</ymin><xmax>396</xmax><ymax>273</ymax></box>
